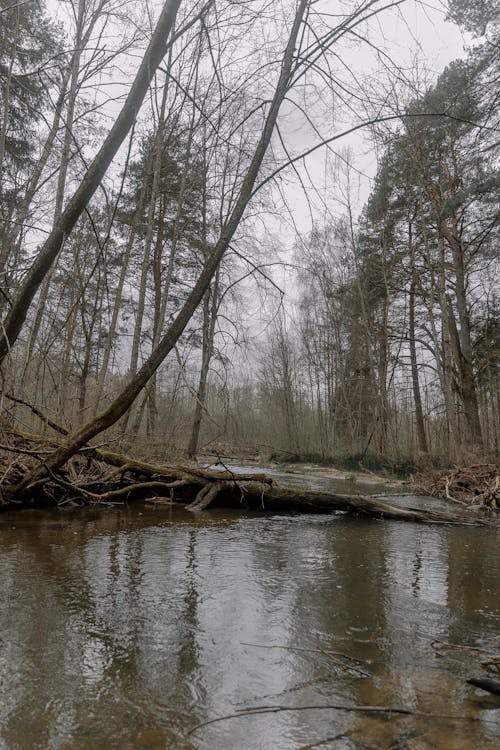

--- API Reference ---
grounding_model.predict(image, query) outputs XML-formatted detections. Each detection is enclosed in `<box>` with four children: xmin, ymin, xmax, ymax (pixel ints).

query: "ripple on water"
<box><xmin>0</xmin><ymin>504</ymin><xmax>499</xmax><ymax>749</ymax></box>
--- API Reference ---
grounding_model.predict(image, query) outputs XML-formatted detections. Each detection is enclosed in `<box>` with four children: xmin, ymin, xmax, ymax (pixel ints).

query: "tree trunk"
<box><xmin>0</xmin><ymin>0</ymin><xmax>183</xmax><ymax>364</ymax></box>
<box><xmin>440</xmin><ymin>219</ymin><xmax>482</xmax><ymax>445</ymax></box>
<box><xmin>12</xmin><ymin>0</ymin><xmax>310</xmax><ymax>493</ymax></box>
<box><xmin>437</xmin><ymin>237</ymin><xmax>461</xmax><ymax>454</ymax></box>
<box><xmin>186</xmin><ymin>269</ymin><xmax>219</xmax><ymax>458</ymax></box>
<box><xmin>93</xmin><ymin>183</ymin><xmax>146</xmax><ymax>413</ymax></box>
<box><xmin>409</xmin><ymin>278</ymin><xmax>428</xmax><ymax>454</ymax></box>
<box><xmin>408</xmin><ymin>222</ymin><xmax>428</xmax><ymax>454</ymax></box>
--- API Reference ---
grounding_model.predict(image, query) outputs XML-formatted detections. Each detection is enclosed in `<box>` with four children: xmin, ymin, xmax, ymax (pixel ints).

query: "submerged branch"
<box><xmin>187</xmin><ymin>701</ymin><xmax>500</xmax><ymax>736</ymax></box>
<box><xmin>0</xmin><ymin>432</ymin><xmax>497</xmax><ymax>528</ymax></box>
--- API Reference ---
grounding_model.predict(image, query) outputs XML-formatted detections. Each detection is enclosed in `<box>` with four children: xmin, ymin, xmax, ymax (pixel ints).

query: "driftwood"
<box><xmin>416</xmin><ymin>464</ymin><xmax>500</xmax><ymax>508</ymax></box>
<box><xmin>467</xmin><ymin>678</ymin><xmax>500</xmax><ymax>697</ymax></box>
<box><xmin>0</xmin><ymin>432</ymin><xmax>498</xmax><ymax>528</ymax></box>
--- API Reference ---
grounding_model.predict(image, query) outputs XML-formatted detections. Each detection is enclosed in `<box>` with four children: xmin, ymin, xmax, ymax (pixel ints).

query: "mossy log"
<box><xmin>0</xmin><ymin>439</ymin><xmax>497</xmax><ymax>527</ymax></box>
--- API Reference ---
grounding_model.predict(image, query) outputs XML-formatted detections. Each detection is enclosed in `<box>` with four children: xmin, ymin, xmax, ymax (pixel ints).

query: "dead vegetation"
<box><xmin>0</xmin><ymin>424</ymin><xmax>498</xmax><ymax>529</ymax></box>
<box><xmin>416</xmin><ymin>464</ymin><xmax>500</xmax><ymax>509</ymax></box>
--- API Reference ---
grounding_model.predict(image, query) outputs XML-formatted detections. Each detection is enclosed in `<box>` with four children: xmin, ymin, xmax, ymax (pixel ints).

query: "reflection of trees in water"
<box><xmin>0</xmin><ymin>518</ymin><xmax>100</xmax><ymax>746</ymax></box>
<box><xmin>191</xmin><ymin>517</ymin><xmax>394</xmax><ymax>748</ymax></box>
<box><xmin>0</xmin><ymin>511</ymin><xmax>206</xmax><ymax>746</ymax></box>
<box><xmin>447</xmin><ymin>527</ymin><xmax>499</xmax><ymax>634</ymax></box>
<box><xmin>0</xmin><ymin>511</ymin><xmax>499</xmax><ymax>749</ymax></box>
<box><xmin>352</xmin><ymin>523</ymin><xmax>500</xmax><ymax>750</ymax></box>
<box><xmin>284</xmin><ymin>518</ymin><xmax>391</xmax><ymax>744</ymax></box>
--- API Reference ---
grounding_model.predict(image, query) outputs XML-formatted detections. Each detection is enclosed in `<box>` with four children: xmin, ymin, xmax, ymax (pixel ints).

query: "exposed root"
<box><xmin>0</xmin><ymin>428</ymin><xmax>498</xmax><ymax>528</ymax></box>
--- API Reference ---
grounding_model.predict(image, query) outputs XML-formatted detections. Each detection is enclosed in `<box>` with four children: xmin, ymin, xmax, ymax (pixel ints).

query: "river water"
<box><xmin>0</xmin><ymin>473</ymin><xmax>499</xmax><ymax>749</ymax></box>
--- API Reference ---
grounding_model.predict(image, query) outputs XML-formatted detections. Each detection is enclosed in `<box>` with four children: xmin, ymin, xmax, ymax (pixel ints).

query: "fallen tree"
<box><xmin>0</xmin><ymin>430</ymin><xmax>497</xmax><ymax>527</ymax></box>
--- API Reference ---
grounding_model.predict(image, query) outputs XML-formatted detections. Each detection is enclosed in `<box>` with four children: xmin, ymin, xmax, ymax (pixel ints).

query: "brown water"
<box><xmin>0</xmin><ymin>487</ymin><xmax>499</xmax><ymax>749</ymax></box>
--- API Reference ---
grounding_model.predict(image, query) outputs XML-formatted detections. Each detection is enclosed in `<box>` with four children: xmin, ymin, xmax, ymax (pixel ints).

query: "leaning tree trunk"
<box><xmin>0</xmin><ymin>0</ymin><xmax>184</xmax><ymax>364</ymax></box>
<box><xmin>10</xmin><ymin>0</ymin><xmax>311</xmax><ymax>497</ymax></box>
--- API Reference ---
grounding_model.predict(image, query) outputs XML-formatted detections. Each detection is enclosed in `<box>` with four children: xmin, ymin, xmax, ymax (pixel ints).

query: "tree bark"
<box><xmin>12</xmin><ymin>0</ymin><xmax>311</xmax><ymax>494</ymax></box>
<box><xmin>186</xmin><ymin>269</ymin><xmax>219</xmax><ymax>457</ymax></box>
<box><xmin>408</xmin><ymin>222</ymin><xmax>428</xmax><ymax>453</ymax></box>
<box><xmin>409</xmin><ymin>278</ymin><xmax>428</xmax><ymax>453</ymax></box>
<box><xmin>0</xmin><ymin>0</ymin><xmax>184</xmax><ymax>363</ymax></box>
<box><xmin>440</xmin><ymin>218</ymin><xmax>483</xmax><ymax>445</ymax></box>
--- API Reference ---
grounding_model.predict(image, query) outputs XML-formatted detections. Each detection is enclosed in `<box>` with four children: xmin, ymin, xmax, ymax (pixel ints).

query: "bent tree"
<box><xmin>0</xmin><ymin>0</ymin><xmax>185</xmax><ymax>363</ymax></box>
<box><xmin>1</xmin><ymin>0</ymin><xmax>417</xmax><ymax>497</ymax></box>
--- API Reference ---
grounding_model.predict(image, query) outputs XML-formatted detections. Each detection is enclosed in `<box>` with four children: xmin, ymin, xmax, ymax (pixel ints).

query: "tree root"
<box><xmin>0</xmin><ymin>430</ymin><xmax>498</xmax><ymax>527</ymax></box>
<box><xmin>188</xmin><ymin>481</ymin><xmax>223</xmax><ymax>512</ymax></box>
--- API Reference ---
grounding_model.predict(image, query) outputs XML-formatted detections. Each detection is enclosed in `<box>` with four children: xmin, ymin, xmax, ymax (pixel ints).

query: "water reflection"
<box><xmin>0</xmin><ymin>504</ymin><xmax>499</xmax><ymax>749</ymax></box>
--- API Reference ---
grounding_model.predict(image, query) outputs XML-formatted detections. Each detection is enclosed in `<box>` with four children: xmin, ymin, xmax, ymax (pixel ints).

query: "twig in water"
<box><xmin>297</xmin><ymin>729</ymin><xmax>355</xmax><ymax>749</ymax></box>
<box><xmin>187</xmin><ymin>702</ymin><xmax>499</xmax><ymax>736</ymax></box>
<box><xmin>431</xmin><ymin>639</ymin><xmax>497</xmax><ymax>657</ymax></box>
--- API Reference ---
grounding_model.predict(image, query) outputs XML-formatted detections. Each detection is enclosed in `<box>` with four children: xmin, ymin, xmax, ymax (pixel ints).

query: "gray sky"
<box><xmin>271</xmin><ymin>0</ymin><xmax>470</xmax><ymax>238</ymax></box>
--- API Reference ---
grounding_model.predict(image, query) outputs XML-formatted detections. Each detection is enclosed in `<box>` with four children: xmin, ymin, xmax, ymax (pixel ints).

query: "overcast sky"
<box><xmin>273</xmin><ymin>0</ymin><xmax>470</xmax><ymax>238</ymax></box>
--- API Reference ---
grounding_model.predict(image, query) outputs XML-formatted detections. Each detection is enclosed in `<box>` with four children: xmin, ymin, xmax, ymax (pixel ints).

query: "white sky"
<box><xmin>41</xmin><ymin>0</ymin><xmax>473</xmax><ymax>349</ymax></box>
<box><xmin>43</xmin><ymin>0</ymin><xmax>470</xmax><ymax>235</ymax></box>
<box><xmin>273</xmin><ymin>0</ymin><xmax>471</xmax><ymax>237</ymax></box>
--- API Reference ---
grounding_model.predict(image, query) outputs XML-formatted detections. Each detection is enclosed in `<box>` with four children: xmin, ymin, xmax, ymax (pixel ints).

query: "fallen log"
<box><xmin>86</xmin><ymin>451</ymin><xmax>498</xmax><ymax>525</ymax></box>
<box><xmin>467</xmin><ymin>678</ymin><xmax>500</xmax><ymax>697</ymax></box>
<box><xmin>205</xmin><ymin>481</ymin><xmax>497</xmax><ymax>526</ymax></box>
<box><xmin>0</xmin><ymin>436</ymin><xmax>498</xmax><ymax>526</ymax></box>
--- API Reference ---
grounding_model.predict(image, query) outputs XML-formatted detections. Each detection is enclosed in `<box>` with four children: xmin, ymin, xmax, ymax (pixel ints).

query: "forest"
<box><xmin>1</xmin><ymin>3</ymin><xmax>500</xmax><ymax>746</ymax></box>
<box><xmin>0</xmin><ymin>0</ymin><xmax>499</xmax><ymax>506</ymax></box>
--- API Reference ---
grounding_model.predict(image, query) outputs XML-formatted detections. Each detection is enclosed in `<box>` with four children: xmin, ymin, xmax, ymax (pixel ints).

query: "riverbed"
<box><xmin>0</xmin><ymin>473</ymin><xmax>499</xmax><ymax>749</ymax></box>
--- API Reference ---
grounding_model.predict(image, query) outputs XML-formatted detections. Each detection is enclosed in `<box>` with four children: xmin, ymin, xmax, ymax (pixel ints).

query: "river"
<box><xmin>0</xmin><ymin>471</ymin><xmax>499</xmax><ymax>749</ymax></box>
